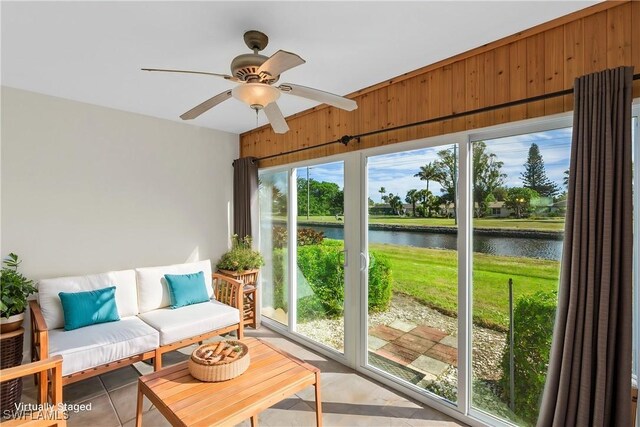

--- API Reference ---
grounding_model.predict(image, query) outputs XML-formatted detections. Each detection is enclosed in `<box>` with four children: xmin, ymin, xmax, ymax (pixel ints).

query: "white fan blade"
<box><xmin>278</xmin><ymin>83</ymin><xmax>357</xmax><ymax>111</ymax></box>
<box><xmin>180</xmin><ymin>90</ymin><xmax>232</xmax><ymax>120</ymax></box>
<box><xmin>142</xmin><ymin>68</ymin><xmax>239</xmax><ymax>82</ymax></box>
<box><xmin>263</xmin><ymin>102</ymin><xmax>290</xmax><ymax>134</ymax></box>
<box><xmin>257</xmin><ymin>50</ymin><xmax>305</xmax><ymax>78</ymax></box>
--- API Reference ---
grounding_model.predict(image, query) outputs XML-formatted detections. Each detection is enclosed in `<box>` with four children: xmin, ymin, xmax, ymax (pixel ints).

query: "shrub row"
<box><xmin>272</xmin><ymin>226</ymin><xmax>325</xmax><ymax>249</ymax></box>
<box><xmin>499</xmin><ymin>290</ymin><xmax>557</xmax><ymax>426</ymax></box>
<box><xmin>270</xmin><ymin>240</ymin><xmax>393</xmax><ymax>321</ymax></box>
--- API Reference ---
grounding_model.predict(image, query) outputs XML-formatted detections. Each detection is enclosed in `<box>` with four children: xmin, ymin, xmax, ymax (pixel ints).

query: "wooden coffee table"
<box><xmin>135</xmin><ymin>337</ymin><xmax>322</xmax><ymax>426</ymax></box>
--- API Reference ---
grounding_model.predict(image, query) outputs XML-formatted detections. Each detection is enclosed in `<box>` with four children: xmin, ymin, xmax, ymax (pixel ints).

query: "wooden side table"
<box><xmin>243</xmin><ymin>285</ymin><xmax>257</xmax><ymax>329</ymax></box>
<box><xmin>217</xmin><ymin>269</ymin><xmax>260</xmax><ymax>329</ymax></box>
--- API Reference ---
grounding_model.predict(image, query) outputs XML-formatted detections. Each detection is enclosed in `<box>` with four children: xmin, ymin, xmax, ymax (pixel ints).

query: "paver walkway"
<box><xmin>369</xmin><ymin>320</ymin><xmax>457</xmax><ymax>381</ymax></box>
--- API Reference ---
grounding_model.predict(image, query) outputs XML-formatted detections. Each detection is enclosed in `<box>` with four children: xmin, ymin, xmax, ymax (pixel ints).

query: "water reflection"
<box><xmin>304</xmin><ymin>225</ymin><xmax>562</xmax><ymax>261</ymax></box>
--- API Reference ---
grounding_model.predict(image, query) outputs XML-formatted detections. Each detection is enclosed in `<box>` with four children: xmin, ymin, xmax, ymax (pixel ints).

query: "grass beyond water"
<box><xmin>369</xmin><ymin>243</ymin><xmax>560</xmax><ymax>331</ymax></box>
<box><xmin>288</xmin><ymin>215</ymin><xmax>565</xmax><ymax>231</ymax></box>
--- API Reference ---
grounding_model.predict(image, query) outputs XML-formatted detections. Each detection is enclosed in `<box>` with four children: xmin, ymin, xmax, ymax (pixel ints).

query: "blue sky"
<box><xmin>303</xmin><ymin>127</ymin><xmax>572</xmax><ymax>202</ymax></box>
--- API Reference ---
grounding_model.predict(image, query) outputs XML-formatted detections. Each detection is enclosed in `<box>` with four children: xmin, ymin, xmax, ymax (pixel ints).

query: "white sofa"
<box><xmin>29</xmin><ymin>260</ymin><xmax>244</xmax><ymax>384</ymax></box>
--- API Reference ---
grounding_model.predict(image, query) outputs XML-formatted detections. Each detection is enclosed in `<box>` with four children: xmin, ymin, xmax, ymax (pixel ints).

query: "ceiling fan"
<box><xmin>142</xmin><ymin>30</ymin><xmax>357</xmax><ymax>134</ymax></box>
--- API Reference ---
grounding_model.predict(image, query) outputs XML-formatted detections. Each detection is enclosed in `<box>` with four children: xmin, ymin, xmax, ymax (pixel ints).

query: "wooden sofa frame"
<box><xmin>29</xmin><ymin>273</ymin><xmax>244</xmax><ymax>390</ymax></box>
<box><xmin>0</xmin><ymin>355</ymin><xmax>65</xmax><ymax>427</ymax></box>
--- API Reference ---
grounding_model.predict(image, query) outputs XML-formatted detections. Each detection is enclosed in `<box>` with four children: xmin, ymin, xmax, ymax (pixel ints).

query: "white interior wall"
<box><xmin>1</xmin><ymin>86</ymin><xmax>238</xmax><ymax>281</ymax></box>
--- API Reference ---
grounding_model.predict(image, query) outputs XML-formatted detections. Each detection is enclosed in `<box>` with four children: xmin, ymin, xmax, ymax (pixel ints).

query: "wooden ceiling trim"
<box><xmin>240</xmin><ymin>1</ymin><xmax>622</xmax><ymax>139</ymax></box>
<box><xmin>240</xmin><ymin>1</ymin><xmax>637</xmax><ymax>167</ymax></box>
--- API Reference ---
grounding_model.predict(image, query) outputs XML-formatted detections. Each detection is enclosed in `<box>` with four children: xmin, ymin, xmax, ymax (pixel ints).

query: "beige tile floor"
<box><xmin>21</xmin><ymin>328</ymin><xmax>466</xmax><ymax>427</ymax></box>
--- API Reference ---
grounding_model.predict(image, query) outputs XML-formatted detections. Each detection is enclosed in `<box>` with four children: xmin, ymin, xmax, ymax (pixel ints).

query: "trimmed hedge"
<box><xmin>272</xmin><ymin>226</ymin><xmax>325</xmax><ymax>249</ymax></box>
<box><xmin>271</xmin><ymin>249</ymin><xmax>288</xmax><ymax>312</ymax></box>
<box><xmin>499</xmin><ymin>290</ymin><xmax>557</xmax><ymax>426</ymax></box>
<box><xmin>367</xmin><ymin>251</ymin><xmax>393</xmax><ymax>312</ymax></box>
<box><xmin>297</xmin><ymin>241</ymin><xmax>344</xmax><ymax>316</ymax></box>
<box><xmin>270</xmin><ymin>240</ymin><xmax>393</xmax><ymax>321</ymax></box>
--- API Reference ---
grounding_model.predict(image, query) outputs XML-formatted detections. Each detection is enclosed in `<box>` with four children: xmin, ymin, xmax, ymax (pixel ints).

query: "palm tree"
<box><xmin>378</xmin><ymin>187</ymin><xmax>386</xmax><ymax>203</ymax></box>
<box><xmin>405</xmin><ymin>189</ymin><xmax>419</xmax><ymax>217</ymax></box>
<box><xmin>387</xmin><ymin>193</ymin><xmax>403</xmax><ymax>216</ymax></box>
<box><xmin>414</xmin><ymin>162</ymin><xmax>440</xmax><ymax>193</ymax></box>
<box><xmin>414</xmin><ymin>162</ymin><xmax>440</xmax><ymax>216</ymax></box>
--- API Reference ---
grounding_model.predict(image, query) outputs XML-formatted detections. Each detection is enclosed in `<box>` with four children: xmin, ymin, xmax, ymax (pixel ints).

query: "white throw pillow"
<box><xmin>37</xmin><ymin>269</ymin><xmax>138</xmax><ymax>330</ymax></box>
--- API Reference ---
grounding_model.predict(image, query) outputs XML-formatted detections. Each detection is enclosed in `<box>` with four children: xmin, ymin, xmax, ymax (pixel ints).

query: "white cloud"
<box><xmin>479</xmin><ymin>127</ymin><xmax>571</xmax><ymax>188</ymax></box>
<box><xmin>291</xmin><ymin>128</ymin><xmax>572</xmax><ymax>200</ymax></box>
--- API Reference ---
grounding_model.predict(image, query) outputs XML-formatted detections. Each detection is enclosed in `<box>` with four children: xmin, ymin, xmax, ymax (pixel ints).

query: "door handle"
<box><xmin>360</xmin><ymin>252</ymin><xmax>369</xmax><ymax>272</ymax></box>
<box><xmin>342</xmin><ymin>249</ymin><xmax>348</xmax><ymax>268</ymax></box>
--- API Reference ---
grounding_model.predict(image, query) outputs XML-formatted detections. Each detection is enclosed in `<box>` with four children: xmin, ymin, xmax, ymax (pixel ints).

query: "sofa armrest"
<box><xmin>212</xmin><ymin>273</ymin><xmax>243</xmax><ymax>311</ymax></box>
<box><xmin>1</xmin><ymin>356</ymin><xmax>63</xmax><ymax>406</ymax></box>
<box><xmin>29</xmin><ymin>300</ymin><xmax>50</xmax><ymax>363</ymax></box>
<box><xmin>0</xmin><ymin>355</ymin><xmax>62</xmax><ymax>382</ymax></box>
<box><xmin>29</xmin><ymin>299</ymin><xmax>49</xmax><ymax>332</ymax></box>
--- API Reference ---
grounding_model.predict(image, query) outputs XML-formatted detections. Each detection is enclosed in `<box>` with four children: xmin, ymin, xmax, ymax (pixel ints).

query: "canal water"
<box><xmin>303</xmin><ymin>225</ymin><xmax>563</xmax><ymax>261</ymax></box>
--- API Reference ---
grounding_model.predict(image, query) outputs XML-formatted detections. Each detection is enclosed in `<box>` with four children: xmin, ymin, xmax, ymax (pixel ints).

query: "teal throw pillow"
<box><xmin>164</xmin><ymin>271</ymin><xmax>209</xmax><ymax>309</ymax></box>
<box><xmin>58</xmin><ymin>286</ymin><xmax>120</xmax><ymax>331</ymax></box>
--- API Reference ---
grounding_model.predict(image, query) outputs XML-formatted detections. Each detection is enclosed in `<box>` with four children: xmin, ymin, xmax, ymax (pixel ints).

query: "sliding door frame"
<box><xmin>632</xmin><ymin>102</ymin><xmax>639</xmax><ymax>427</ymax></box>
<box><xmin>465</xmin><ymin>115</ymin><xmax>573</xmax><ymax>427</ymax></box>
<box><xmin>258</xmin><ymin>152</ymin><xmax>360</xmax><ymax>369</ymax></box>
<box><xmin>356</xmin><ymin>130</ymin><xmax>469</xmax><ymax>420</ymax></box>
<box><xmin>257</xmin><ymin>104</ymin><xmax>640</xmax><ymax>427</ymax></box>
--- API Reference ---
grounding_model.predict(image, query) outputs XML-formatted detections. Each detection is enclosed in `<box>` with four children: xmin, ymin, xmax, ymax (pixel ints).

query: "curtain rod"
<box><xmin>253</xmin><ymin>72</ymin><xmax>640</xmax><ymax>163</ymax></box>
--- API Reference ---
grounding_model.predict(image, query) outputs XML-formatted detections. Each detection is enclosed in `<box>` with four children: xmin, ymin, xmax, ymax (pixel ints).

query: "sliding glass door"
<box><xmin>259</xmin><ymin>160</ymin><xmax>348</xmax><ymax>355</ymax></box>
<box><xmin>468</xmin><ymin>126</ymin><xmax>571</xmax><ymax>426</ymax></box>
<box><xmin>293</xmin><ymin>161</ymin><xmax>346</xmax><ymax>353</ymax></box>
<box><xmin>365</xmin><ymin>144</ymin><xmax>459</xmax><ymax>403</ymax></box>
<box><xmin>258</xmin><ymin>170</ymin><xmax>289</xmax><ymax>325</ymax></box>
<box><xmin>257</xmin><ymin>111</ymin><xmax>640</xmax><ymax>426</ymax></box>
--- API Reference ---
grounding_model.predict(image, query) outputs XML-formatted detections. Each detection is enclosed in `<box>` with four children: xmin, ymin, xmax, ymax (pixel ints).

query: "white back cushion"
<box><xmin>37</xmin><ymin>269</ymin><xmax>138</xmax><ymax>330</ymax></box>
<box><xmin>135</xmin><ymin>260</ymin><xmax>212</xmax><ymax>313</ymax></box>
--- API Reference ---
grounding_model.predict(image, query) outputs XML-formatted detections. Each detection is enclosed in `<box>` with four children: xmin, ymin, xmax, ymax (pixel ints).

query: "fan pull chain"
<box><xmin>255</xmin><ymin>108</ymin><xmax>259</xmax><ymax>128</ymax></box>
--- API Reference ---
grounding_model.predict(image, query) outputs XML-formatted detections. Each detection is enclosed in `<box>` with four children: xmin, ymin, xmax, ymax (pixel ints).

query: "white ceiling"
<box><xmin>1</xmin><ymin>1</ymin><xmax>600</xmax><ymax>135</ymax></box>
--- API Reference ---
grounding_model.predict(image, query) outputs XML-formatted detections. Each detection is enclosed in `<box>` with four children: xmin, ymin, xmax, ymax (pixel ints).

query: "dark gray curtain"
<box><xmin>538</xmin><ymin>67</ymin><xmax>634</xmax><ymax>427</ymax></box>
<box><xmin>233</xmin><ymin>157</ymin><xmax>258</xmax><ymax>239</ymax></box>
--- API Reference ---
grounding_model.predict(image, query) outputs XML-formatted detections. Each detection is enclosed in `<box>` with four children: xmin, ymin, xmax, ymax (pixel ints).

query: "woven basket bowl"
<box><xmin>188</xmin><ymin>341</ymin><xmax>250</xmax><ymax>382</ymax></box>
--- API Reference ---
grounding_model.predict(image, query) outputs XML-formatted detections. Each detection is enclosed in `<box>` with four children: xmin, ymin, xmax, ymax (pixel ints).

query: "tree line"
<box><xmin>261</xmin><ymin>142</ymin><xmax>564</xmax><ymax>219</ymax></box>
<box><xmin>379</xmin><ymin>142</ymin><xmax>564</xmax><ymax>219</ymax></box>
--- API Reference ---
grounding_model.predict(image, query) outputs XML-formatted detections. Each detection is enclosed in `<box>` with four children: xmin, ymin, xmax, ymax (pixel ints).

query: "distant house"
<box><xmin>438</xmin><ymin>202</ymin><xmax>456</xmax><ymax>218</ymax></box>
<box><xmin>402</xmin><ymin>203</ymin><xmax>414</xmax><ymax>215</ymax></box>
<box><xmin>487</xmin><ymin>201</ymin><xmax>512</xmax><ymax>218</ymax></box>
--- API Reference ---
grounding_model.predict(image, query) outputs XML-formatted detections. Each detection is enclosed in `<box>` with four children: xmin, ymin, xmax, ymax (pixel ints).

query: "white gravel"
<box><xmin>297</xmin><ymin>293</ymin><xmax>506</xmax><ymax>381</ymax></box>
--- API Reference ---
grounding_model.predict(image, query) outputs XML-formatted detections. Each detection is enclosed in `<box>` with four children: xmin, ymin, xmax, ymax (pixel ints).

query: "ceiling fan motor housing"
<box><xmin>230</xmin><ymin>53</ymin><xmax>278</xmax><ymax>84</ymax></box>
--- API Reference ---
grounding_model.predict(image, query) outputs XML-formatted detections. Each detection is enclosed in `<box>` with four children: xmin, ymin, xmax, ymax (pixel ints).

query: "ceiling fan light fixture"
<box><xmin>232</xmin><ymin>83</ymin><xmax>280</xmax><ymax>110</ymax></box>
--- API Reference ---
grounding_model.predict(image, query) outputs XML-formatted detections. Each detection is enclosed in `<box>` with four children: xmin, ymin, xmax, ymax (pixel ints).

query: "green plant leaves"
<box><xmin>499</xmin><ymin>290</ymin><xmax>557</xmax><ymax>425</ymax></box>
<box><xmin>216</xmin><ymin>235</ymin><xmax>265</xmax><ymax>272</ymax></box>
<box><xmin>0</xmin><ymin>253</ymin><xmax>37</xmax><ymax>318</ymax></box>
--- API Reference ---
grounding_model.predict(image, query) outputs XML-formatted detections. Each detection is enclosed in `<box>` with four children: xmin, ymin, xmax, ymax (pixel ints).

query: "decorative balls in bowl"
<box><xmin>188</xmin><ymin>340</ymin><xmax>250</xmax><ymax>382</ymax></box>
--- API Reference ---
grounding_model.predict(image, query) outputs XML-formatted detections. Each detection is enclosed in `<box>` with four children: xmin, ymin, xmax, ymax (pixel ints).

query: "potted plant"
<box><xmin>216</xmin><ymin>235</ymin><xmax>264</xmax><ymax>285</ymax></box>
<box><xmin>0</xmin><ymin>253</ymin><xmax>37</xmax><ymax>333</ymax></box>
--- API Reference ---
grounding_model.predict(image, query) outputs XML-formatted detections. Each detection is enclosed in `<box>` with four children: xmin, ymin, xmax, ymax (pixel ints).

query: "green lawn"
<box><xmin>276</xmin><ymin>215</ymin><xmax>565</xmax><ymax>231</ymax></box>
<box><xmin>369</xmin><ymin>243</ymin><xmax>560</xmax><ymax>331</ymax></box>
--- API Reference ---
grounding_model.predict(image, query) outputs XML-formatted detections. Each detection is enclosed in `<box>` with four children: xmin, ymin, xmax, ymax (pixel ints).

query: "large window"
<box><xmin>366</xmin><ymin>144</ymin><xmax>458</xmax><ymax>403</ymax></box>
<box><xmin>257</xmin><ymin>109</ymin><xmax>639</xmax><ymax>427</ymax></box>
<box><xmin>470</xmin><ymin>128</ymin><xmax>571</xmax><ymax>426</ymax></box>
<box><xmin>258</xmin><ymin>170</ymin><xmax>289</xmax><ymax>325</ymax></box>
<box><xmin>294</xmin><ymin>161</ymin><xmax>345</xmax><ymax>353</ymax></box>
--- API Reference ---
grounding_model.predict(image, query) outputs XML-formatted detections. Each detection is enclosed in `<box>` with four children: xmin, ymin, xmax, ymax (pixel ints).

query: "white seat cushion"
<box><xmin>138</xmin><ymin>300</ymin><xmax>239</xmax><ymax>346</ymax></box>
<box><xmin>37</xmin><ymin>269</ymin><xmax>138</xmax><ymax>330</ymax></box>
<box><xmin>136</xmin><ymin>260</ymin><xmax>213</xmax><ymax>314</ymax></box>
<box><xmin>48</xmin><ymin>317</ymin><xmax>159</xmax><ymax>376</ymax></box>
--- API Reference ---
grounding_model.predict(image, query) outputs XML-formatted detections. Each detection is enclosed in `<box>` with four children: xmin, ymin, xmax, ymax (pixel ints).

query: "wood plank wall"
<box><xmin>240</xmin><ymin>1</ymin><xmax>640</xmax><ymax>168</ymax></box>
